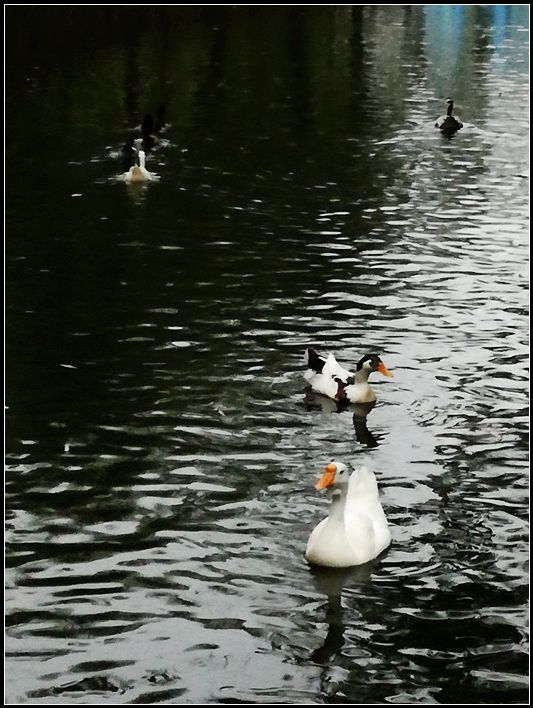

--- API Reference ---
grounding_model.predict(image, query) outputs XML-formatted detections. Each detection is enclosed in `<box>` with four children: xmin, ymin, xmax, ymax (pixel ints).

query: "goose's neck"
<box><xmin>354</xmin><ymin>368</ymin><xmax>370</xmax><ymax>384</ymax></box>
<box><xmin>139</xmin><ymin>152</ymin><xmax>146</xmax><ymax>169</ymax></box>
<box><xmin>328</xmin><ymin>487</ymin><xmax>348</xmax><ymax>522</ymax></box>
<box><xmin>447</xmin><ymin>101</ymin><xmax>454</xmax><ymax>116</ymax></box>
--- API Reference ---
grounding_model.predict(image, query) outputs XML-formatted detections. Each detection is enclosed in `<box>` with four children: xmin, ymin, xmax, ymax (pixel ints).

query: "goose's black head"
<box><xmin>356</xmin><ymin>354</ymin><xmax>393</xmax><ymax>378</ymax></box>
<box><xmin>446</xmin><ymin>98</ymin><xmax>454</xmax><ymax>116</ymax></box>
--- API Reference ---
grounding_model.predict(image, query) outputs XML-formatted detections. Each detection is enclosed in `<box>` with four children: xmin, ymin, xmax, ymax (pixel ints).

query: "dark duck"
<box><xmin>141</xmin><ymin>113</ymin><xmax>159</xmax><ymax>151</ymax></box>
<box><xmin>435</xmin><ymin>98</ymin><xmax>463</xmax><ymax>135</ymax></box>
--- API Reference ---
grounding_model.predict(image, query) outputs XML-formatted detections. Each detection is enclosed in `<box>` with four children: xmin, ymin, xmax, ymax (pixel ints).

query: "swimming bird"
<box><xmin>121</xmin><ymin>136</ymin><xmax>137</xmax><ymax>169</ymax></box>
<box><xmin>141</xmin><ymin>113</ymin><xmax>159</xmax><ymax>151</ymax></box>
<box><xmin>141</xmin><ymin>113</ymin><xmax>154</xmax><ymax>137</ymax></box>
<box><xmin>305</xmin><ymin>461</ymin><xmax>391</xmax><ymax>568</ymax></box>
<box><xmin>303</xmin><ymin>348</ymin><xmax>393</xmax><ymax>404</ymax></box>
<box><xmin>435</xmin><ymin>98</ymin><xmax>463</xmax><ymax>134</ymax></box>
<box><xmin>123</xmin><ymin>150</ymin><xmax>153</xmax><ymax>182</ymax></box>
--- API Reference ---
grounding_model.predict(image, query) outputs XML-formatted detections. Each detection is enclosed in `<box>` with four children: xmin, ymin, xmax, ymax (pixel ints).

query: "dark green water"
<box><xmin>5</xmin><ymin>6</ymin><xmax>529</xmax><ymax>704</ymax></box>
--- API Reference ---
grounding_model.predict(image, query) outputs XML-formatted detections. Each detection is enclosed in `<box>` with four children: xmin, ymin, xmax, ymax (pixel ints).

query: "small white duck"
<box><xmin>303</xmin><ymin>348</ymin><xmax>392</xmax><ymax>404</ymax></box>
<box><xmin>123</xmin><ymin>150</ymin><xmax>154</xmax><ymax>183</ymax></box>
<box><xmin>305</xmin><ymin>461</ymin><xmax>391</xmax><ymax>568</ymax></box>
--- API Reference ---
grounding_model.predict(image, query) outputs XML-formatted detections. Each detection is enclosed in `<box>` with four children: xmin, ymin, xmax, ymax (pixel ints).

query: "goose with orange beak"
<box><xmin>304</xmin><ymin>349</ymin><xmax>393</xmax><ymax>404</ymax></box>
<box><xmin>305</xmin><ymin>461</ymin><xmax>391</xmax><ymax>568</ymax></box>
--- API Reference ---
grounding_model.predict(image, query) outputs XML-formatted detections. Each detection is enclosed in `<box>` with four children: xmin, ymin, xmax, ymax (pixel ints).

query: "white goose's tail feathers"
<box><xmin>303</xmin><ymin>348</ymin><xmax>355</xmax><ymax>385</ymax></box>
<box><xmin>348</xmin><ymin>465</ymin><xmax>379</xmax><ymax>499</ymax></box>
<box><xmin>323</xmin><ymin>353</ymin><xmax>353</xmax><ymax>382</ymax></box>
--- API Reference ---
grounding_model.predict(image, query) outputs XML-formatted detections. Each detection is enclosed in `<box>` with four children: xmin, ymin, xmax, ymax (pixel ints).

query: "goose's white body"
<box><xmin>306</xmin><ymin>464</ymin><xmax>391</xmax><ymax>568</ymax></box>
<box><xmin>123</xmin><ymin>150</ymin><xmax>154</xmax><ymax>182</ymax></box>
<box><xmin>304</xmin><ymin>350</ymin><xmax>391</xmax><ymax>404</ymax></box>
<box><xmin>304</xmin><ymin>352</ymin><xmax>353</xmax><ymax>398</ymax></box>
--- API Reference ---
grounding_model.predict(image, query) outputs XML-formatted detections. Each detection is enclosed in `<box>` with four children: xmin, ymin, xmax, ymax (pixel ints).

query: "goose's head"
<box><xmin>446</xmin><ymin>98</ymin><xmax>454</xmax><ymax>115</ymax></box>
<box><xmin>315</xmin><ymin>462</ymin><xmax>378</xmax><ymax>498</ymax></box>
<box><xmin>356</xmin><ymin>354</ymin><xmax>393</xmax><ymax>378</ymax></box>
<box><xmin>314</xmin><ymin>461</ymin><xmax>350</xmax><ymax>490</ymax></box>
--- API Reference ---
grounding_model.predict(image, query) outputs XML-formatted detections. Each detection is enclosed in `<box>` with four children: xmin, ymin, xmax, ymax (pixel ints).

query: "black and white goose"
<box><xmin>435</xmin><ymin>98</ymin><xmax>463</xmax><ymax>134</ymax></box>
<box><xmin>303</xmin><ymin>348</ymin><xmax>393</xmax><ymax>404</ymax></box>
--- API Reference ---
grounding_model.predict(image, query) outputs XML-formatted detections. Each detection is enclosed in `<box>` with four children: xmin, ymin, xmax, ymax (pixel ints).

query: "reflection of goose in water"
<box><xmin>308</xmin><ymin>560</ymin><xmax>379</xmax><ymax>663</ymax></box>
<box><xmin>309</xmin><ymin>593</ymin><xmax>345</xmax><ymax>664</ymax></box>
<box><xmin>435</xmin><ymin>98</ymin><xmax>463</xmax><ymax>135</ymax></box>
<box><xmin>303</xmin><ymin>388</ymin><xmax>348</xmax><ymax>414</ymax></box>
<box><xmin>304</xmin><ymin>386</ymin><xmax>379</xmax><ymax>447</ymax></box>
<box><xmin>123</xmin><ymin>150</ymin><xmax>155</xmax><ymax>183</ymax></box>
<box><xmin>306</xmin><ymin>461</ymin><xmax>391</xmax><ymax>568</ymax></box>
<box><xmin>303</xmin><ymin>389</ymin><xmax>381</xmax><ymax>447</ymax></box>
<box><xmin>304</xmin><ymin>348</ymin><xmax>393</xmax><ymax>404</ymax></box>
<box><xmin>352</xmin><ymin>401</ymin><xmax>380</xmax><ymax>448</ymax></box>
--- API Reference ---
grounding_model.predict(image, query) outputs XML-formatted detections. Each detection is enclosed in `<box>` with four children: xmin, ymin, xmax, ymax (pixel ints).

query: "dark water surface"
<box><xmin>5</xmin><ymin>6</ymin><xmax>529</xmax><ymax>705</ymax></box>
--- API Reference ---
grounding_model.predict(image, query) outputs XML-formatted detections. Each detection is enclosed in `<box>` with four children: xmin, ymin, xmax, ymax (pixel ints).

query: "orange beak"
<box><xmin>314</xmin><ymin>463</ymin><xmax>337</xmax><ymax>490</ymax></box>
<box><xmin>377</xmin><ymin>362</ymin><xmax>393</xmax><ymax>378</ymax></box>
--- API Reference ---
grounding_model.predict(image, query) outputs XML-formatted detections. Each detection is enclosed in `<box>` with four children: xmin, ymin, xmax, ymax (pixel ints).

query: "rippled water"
<box><xmin>5</xmin><ymin>6</ymin><xmax>529</xmax><ymax>704</ymax></box>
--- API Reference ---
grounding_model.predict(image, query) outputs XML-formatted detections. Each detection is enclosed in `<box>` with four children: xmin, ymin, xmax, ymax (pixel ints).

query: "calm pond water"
<box><xmin>5</xmin><ymin>6</ymin><xmax>529</xmax><ymax>705</ymax></box>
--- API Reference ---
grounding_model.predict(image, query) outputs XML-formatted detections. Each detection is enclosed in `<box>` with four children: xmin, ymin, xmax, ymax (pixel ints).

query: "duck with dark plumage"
<box><xmin>141</xmin><ymin>113</ymin><xmax>159</xmax><ymax>151</ymax></box>
<box><xmin>435</xmin><ymin>98</ymin><xmax>463</xmax><ymax>135</ymax></box>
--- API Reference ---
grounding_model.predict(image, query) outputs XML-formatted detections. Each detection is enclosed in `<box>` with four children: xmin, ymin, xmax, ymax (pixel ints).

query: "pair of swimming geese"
<box><xmin>123</xmin><ymin>108</ymin><xmax>166</xmax><ymax>182</ymax></box>
<box><xmin>303</xmin><ymin>347</ymin><xmax>393</xmax><ymax>568</ymax></box>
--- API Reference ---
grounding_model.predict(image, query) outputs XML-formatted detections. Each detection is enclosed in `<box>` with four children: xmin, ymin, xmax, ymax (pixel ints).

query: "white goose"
<box><xmin>123</xmin><ymin>150</ymin><xmax>154</xmax><ymax>183</ymax></box>
<box><xmin>305</xmin><ymin>461</ymin><xmax>391</xmax><ymax>568</ymax></box>
<box><xmin>303</xmin><ymin>348</ymin><xmax>393</xmax><ymax>404</ymax></box>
